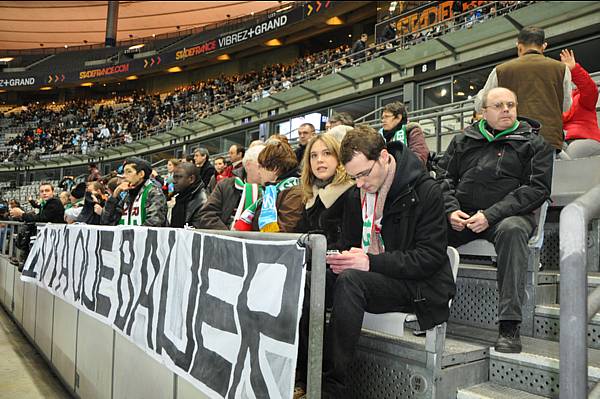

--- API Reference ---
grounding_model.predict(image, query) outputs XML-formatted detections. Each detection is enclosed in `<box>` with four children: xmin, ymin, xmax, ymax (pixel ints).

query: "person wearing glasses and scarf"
<box><xmin>437</xmin><ymin>87</ymin><xmax>553</xmax><ymax>353</ymax></box>
<box><xmin>320</xmin><ymin>125</ymin><xmax>455</xmax><ymax>398</ymax></box>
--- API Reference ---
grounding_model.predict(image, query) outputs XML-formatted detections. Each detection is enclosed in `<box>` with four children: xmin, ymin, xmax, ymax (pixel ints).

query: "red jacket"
<box><xmin>563</xmin><ymin>63</ymin><xmax>600</xmax><ymax>142</ymax></box>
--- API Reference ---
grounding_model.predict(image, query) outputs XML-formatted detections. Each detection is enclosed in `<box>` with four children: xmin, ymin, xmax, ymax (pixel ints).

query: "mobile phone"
<box><xmin>326</xmin><ymin>250</ymin><xmax>340</xmax><ymax>255</ymax></box>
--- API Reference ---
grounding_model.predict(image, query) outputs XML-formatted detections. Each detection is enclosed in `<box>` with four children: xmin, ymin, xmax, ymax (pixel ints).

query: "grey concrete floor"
<box><xmin>0</xmin><ymin>305</ymin><xmax>71</xmax><ymax>399</ymax></box>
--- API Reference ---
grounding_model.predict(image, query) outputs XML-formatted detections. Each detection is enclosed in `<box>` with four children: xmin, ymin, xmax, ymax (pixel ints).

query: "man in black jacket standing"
<box><xmin>436</xmin><ymin>87</ymin><xmax>553</xmax><ymax>353</ymax></box>
<box><xmin>320</xmin><ymin>125</ymin><xmax>455</xmax><ymax>398</ymax></box>
<box><xmin>9</xmin><ymin>182</ymin><xmax>64</xmax><ymax>223</ymax></box>
<box><xmin>170</xmin><ymin>163</ymin><xmax>208</xmax><ymax>228</ymax></box>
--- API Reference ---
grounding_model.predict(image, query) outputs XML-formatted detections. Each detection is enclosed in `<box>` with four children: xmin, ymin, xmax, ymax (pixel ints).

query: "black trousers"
<box><xmin>297</xmin><ymin>269</ymin><xmax>414</xmax><ymax>398</ymax></box>
<box><xmin>447</xmin><ymin>215</ymin><xmax>534</xmax><ymax>322</ymax></box>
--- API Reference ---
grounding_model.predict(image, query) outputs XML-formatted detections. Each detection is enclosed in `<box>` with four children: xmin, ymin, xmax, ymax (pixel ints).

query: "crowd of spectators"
<box><xmin>0</xmin><ymin>1</ymin><xmax>534</xmax><ymax>163</ymax></box>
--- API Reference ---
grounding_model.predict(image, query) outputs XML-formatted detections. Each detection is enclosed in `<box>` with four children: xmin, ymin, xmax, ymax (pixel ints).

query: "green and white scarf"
<box><xmin>119</xmin><ymin>179</ymin><xmax>153</xmax><ymax>226</ymax></box>
<box><xmin>478</xmin><ymin>119</ymin><xmax>519</xmax><ymax>142</ymax></box>
<box><xmin>231</xmin><ymin>177</ymin><xmax>262</xmax><ymax>231</ymax></box>
<box><xmin>379</xmin><ymin>125</ymin><xmax>408</xmax><ymax>145</ymax></box>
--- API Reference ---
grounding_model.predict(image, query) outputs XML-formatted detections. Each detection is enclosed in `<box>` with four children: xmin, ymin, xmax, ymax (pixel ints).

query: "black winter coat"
<box><xmin>297</xmin><ymin>182</ymin><xmax>355</xmax><ymax>250</ymax></box>
<box><xmin>339</xmin><ymin>142</ymin><xmax>456</xmax><ymax>329</ymax></box>
<box><xmin>172</xmin><ymin>182</ymin><xmax>208</xmax><ymax>228</ymax></box>
<box><xmin>22</xmin><ymin>197</ymin><xmax>65</xmax><ymax>224</ymax></box>
<box><xmin>198</xmin><ymin>161</ymin><xmax>216</xmax><ymax>189</ymax></box>
<box><xmin>436</xmin><ymin>118</ymin><xmax>553</xmax><ymax>226</ymax></box>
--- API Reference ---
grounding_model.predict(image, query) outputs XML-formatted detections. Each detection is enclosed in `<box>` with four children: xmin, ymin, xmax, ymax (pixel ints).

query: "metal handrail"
<box><xmin>559</xmin><ymin>184</ymin><xmax>600</xmax><ymax>399</ymax></box>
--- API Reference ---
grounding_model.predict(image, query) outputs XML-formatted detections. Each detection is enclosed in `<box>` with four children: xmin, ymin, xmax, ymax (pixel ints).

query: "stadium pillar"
<box><xmin>105</xmin><ymin>1</ymin><xmax>119</xmax><ymax>47</ymax></box>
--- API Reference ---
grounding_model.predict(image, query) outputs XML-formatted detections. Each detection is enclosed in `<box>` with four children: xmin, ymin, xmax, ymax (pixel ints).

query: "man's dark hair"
<box><xmin>215</xmin><ymin>156</ymin><xmax>226</xmax><ymax>163</ymax></box>
<box><xmin>231</xmin><ymin>144</ymin><xmax>246</xmax><ymax>158</ymax></box>
<box><xmin>382</xmin><ymin>101</ymin><xmax>408</xmax><ymax>122</ymax></box>
<box><xmin>125</xmin><ymin>157</ymin><xmax>152</xmax><ymax>179</ymax></box>
<box><xmin>329</xmin><ymin>112</ymin><xmax>354</xmax><ymax>127</ymax></box>
<box><xmin>517</xmin><ymin>27</ymin><xmax>545</xmax><ymax>46</ymax></box>
<box><xmin>89</xmin><ymin>163</ymin><xmax>97</xmax><ymax>169</ymax></box>
<box><xmin>340</xmin><ymin>124</ymin><xmax>386</xmax><ymax>164</ymax></box>
<box><xmin>177</xmin><ymin>162</ymin><xmax>202</xmax><ymax>185</ymax></box>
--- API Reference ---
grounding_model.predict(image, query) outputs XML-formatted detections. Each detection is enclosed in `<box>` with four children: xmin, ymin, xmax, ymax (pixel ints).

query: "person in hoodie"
<box><xmin>559</xmin><ymin>49</ymin><xmax>600</xmax><ymax>159</ymax></box>
<box><xmin>101</xmin><ymin>157</ymin><xmax>168</xmax><ymax>227</ymax></box>
<box><xmin>170</xmin><ymin>162</ymin><xmax>208</xmax><ymax>228</ymax></box>
<box><xmin>436</xmin><ymin>87</ymin><xmax>553</xmax><ymax>353</ymax></box>
<box><xmin>317</xmin><ymin>125</ymin><xmax>455</xmax><ymax>398</ymax></box>
<box><xmin>379</xmin><ymin>101</ymin><xmax>429</xmax><ymax>167</ymax></box>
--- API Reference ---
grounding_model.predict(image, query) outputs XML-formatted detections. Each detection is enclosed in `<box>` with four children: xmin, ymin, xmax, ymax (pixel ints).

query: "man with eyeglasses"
<box><xmin>437</xmin><ymin>87</ymin><xmax>553</xmax><ymax>353</ymax></box>
<box><xmin>319</xmin><ymin>125</ymin><xmax>456</xmax><ymax>397</ymax></box>
<box><xmin>476</xmin><ymin>26</ymin><xmax>572</xmax><ymax>151</ymax></box>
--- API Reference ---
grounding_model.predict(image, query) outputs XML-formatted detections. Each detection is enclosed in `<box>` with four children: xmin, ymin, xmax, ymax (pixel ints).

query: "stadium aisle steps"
<box><xmin>457</xmin><ymin>382</ymin><xmax>546</xmax><ymax>399</ymax></box>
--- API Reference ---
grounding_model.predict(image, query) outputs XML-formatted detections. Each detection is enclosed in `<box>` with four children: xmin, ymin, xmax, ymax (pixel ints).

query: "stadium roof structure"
<box><xmin>0</xmin><ymin>1</ymin><xmax>292</xmax><ymax>50</ymax></box>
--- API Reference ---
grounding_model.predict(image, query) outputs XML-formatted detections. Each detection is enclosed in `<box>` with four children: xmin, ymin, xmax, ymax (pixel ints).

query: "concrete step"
<box><xmin>534</xmin><ymin>304</ymin><xmax>600</xmax><ymax>350</ymax></box>
<box><xmin>457</xmin><ymin>382</ymin><xmax>546</xmax><ymax>399</ymax></box>
<box><xmin>490</xmin><ymin>335</ymin><xmax>600</xmax><ymax>397</ymax></box>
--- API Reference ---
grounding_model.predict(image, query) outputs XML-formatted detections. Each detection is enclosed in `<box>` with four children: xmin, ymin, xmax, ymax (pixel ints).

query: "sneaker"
<box><xmin>494</xmin><ymin>321</ymin><xmax>522</xmax><ymax>353</ymax></box>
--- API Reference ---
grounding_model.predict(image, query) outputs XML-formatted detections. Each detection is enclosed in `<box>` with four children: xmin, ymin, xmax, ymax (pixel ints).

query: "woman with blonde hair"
<box><xmin>294</xmin><ymin>133</ymin><xmax>356</xmax><ymax>399</ymax></box>
<box><xmin>298</xmin><ymin>133</ymin><xmax>355</xmax><ymax>248</ymax></box>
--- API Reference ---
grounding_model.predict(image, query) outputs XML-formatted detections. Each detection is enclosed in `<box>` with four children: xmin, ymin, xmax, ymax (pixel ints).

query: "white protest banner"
<box><xmin>21</xmin><ymin>224</ymin><xmax>306</xmax><ymax>399</ymax></box>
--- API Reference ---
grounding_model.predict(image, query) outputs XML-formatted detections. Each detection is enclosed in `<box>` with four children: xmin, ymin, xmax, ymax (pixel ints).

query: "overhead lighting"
<box><xmin>264</xmin><ymin>38</ymin><xmax>282</xmax><ymax>47</ymax></box>
<box><xmin>325</xmin><ymin>17</ymin><xmax>344</xmax><ymax>25</ymax></box>
<box><xmin>348</xmin><ymin>34</ymin><xmax>352</xmax><ymax>38</ymax></box>
<box><xmin>217</xmin><ymin>54</ymin><xmax>231</xmax><ymax>61</ymax></box>
<box><xmin>469</xmin><ymin>84</ymin><xmax>475</xmax><ymax>90</ymax></box>
<box><xmin>126</xmin><ymin>75</ymin><xmax>138</xmax><ymax>80</ymax></box>
<box><xmin>0</xmin><ymin>57</ymin><xmax>14</xmax><ymax>62</ymax></box>
<box><xmin>40</xmin><ymin>86</ymin><xmax>52</xmax><ymax>90</ymax></box>
<box><xmin>81</xmin><ymin>82</ymin><xmax>93</xmax><ymax>87</ymax></box>
<box><xmin>456</xmin><ymin>91</ymin><xmax>465</xmax><ymax>96</ymax></box>
<box><xmin>0</xmin><ymin>89</ymin><xmax>7</xmax><ymax>93</ymax></box>
<box><xmin>167</xmin><ymin>66</ymin><xmax>182</xmax><ymax>73</ymax></box>
<box><xmin>440</xmin><ymin>88</ymin><xmax>447</xmax><ymax>97</ymax></box>
<box><xmin>128</xmin><ymin>43</ymin><xmax>145</xmax><ymax>51</ymax></box>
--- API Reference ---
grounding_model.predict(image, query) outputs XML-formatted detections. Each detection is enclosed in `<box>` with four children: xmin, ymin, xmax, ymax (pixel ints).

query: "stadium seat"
<box><xmin>361</xmin><ymin>247</ymin><xmax>460</xmax><ymax>372</ymax></box>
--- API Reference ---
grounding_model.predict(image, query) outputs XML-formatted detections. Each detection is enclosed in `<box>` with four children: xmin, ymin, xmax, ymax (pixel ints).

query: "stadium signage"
<box><xmin>0</xmin><ymin>77</ymin><xmax>35</xmax><ymax>87</ymax></box>
<box><xmin>175</xmin><ymin>39</ymin><xmax>218</xmax><ymax>61</ymax></box>
<box><xmin>218</xmin><ymin>15</ymin><xmax>288</xmax><ymax>47</ymax></box>
<box><xmin>395</xmin><ymin>0</ymin><xmax>485</xmax><ymax>34</ymax></box>
<box><xmin>22</xmin><ymin>224</ymin><xmax>306</xmax><ymax>399</ymax></box>
<box><xmin>79</xmin><ymin>63</ymin><xmax>130</xmax><ymax>79</ymax></box>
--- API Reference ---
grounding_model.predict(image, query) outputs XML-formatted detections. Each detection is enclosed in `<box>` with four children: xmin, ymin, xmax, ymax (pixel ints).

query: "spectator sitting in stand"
<box><xmin>251</xmin><ymin>139</ymin><xmax>303</xmax><ymax>232</ymax></box>
<box><xmin>87</xmin><ymin>163</ymin><xmax>102</xmax><ymax>182</ymax></box>
<box><xmin>101</xmin><ymin>157</ymin><xmax>168</xmax><ymax>226</ymax></box>
<box><xmin>228</xmin><ymin>144</ymin><xmax>245</xmax><ymax>171</ymax></box>
<box><xmin>170</xmin><ymin>163</ymin><xmax>208</xmax><ymax>228</ymax></box>
<box><xmin>436</xmin><ymin>87</ymin><xmax>553</xmax><ymax>353</ymax></box>
<box><xmin>379</xmin><ymin>101</ymin><xmax>429</xmax><ymax>167</ymax></box>
<box><xmin>196</xmin><ymin>143</ymin><xmax>265</xmax><ymax>230</ymax></box>
<box><xmin>64</xmin><ymin>182</ymin><xmax>86</xmax><ymax>223</ymax></box>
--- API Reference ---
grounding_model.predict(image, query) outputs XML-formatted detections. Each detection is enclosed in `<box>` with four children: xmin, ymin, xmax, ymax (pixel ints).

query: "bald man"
<box><xmin>436</xmin><ymin>87</ymin><xmax>553</xmax><ymax>353</ymax></box>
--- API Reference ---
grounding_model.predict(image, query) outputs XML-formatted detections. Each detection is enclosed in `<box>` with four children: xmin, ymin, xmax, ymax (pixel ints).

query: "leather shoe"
<box><xmin>494</xmin><ymin>321</ymin><xmax>522</xmax><ymax>353</ymax></box>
